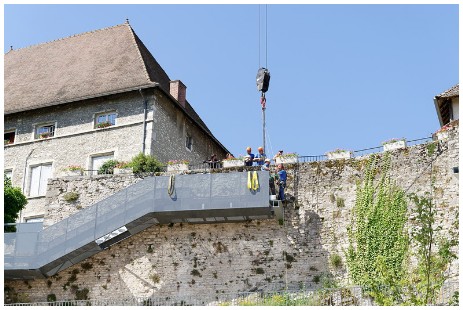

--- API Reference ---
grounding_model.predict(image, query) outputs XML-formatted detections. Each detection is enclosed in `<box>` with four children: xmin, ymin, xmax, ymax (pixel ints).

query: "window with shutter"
<box><xmin>29</xmin><ymin>164</ymin><xmax>52</xmax><ymax>197</ymax></box>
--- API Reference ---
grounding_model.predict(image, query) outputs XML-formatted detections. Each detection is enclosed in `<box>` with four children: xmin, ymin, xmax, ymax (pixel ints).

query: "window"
<box><xmin>5</xmin><ymin>169</ymin><xmax>13</xmax><ymax>180</ymax></box>
<box><xmin>25</xmin><ymin>217</ymin><xmax>44</xmax><ymax>223</ymax></box>
<box><xmin>91</xmin><ymin>153</ymin><xmax>114</xmax><ymax>175</ymax></box>
<box><xmin>29</xmin><ymin>164</ymin><xmax>52</xmax><ymax>197</ymax></box>
<box><xmin>185</xmin><ymin>134</ymin><xmax>193</xmax><ymax>151</ymax></box>
<box><xmin>4</xmin><ymin>130</ymin><xmax>16</xmax><ymax>145</ymax></box>
<box><xmin>35</xmin><ymin>124</ymin><xmax>55</xmax><ymax>139</ymax></box>
<box><xmin>95</xmin><ymin>112</ymin><xmax>117</xmax><ymax>129</ymax></box>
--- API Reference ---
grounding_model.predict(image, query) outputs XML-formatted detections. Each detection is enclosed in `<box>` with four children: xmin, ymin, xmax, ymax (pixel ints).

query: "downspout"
<box><xmin>139</xmin><ymin>89</ymin><xmax>148</xmax><ymax>154</ymax></box>
<box><xmin>20</xmin><ymin>148</ymin><xmax>35</xmax><ymax>222</ymax></box>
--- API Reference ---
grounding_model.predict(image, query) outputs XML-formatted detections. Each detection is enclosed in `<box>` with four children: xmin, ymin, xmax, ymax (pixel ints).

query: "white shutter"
<box><xmin>30</xmin><ymin>166</ymin><xmax>41</xmax><ymax>197</ymax></box>
<box><xmin>92</xmin><ymin>154</ymin><xmax>114</xmax><ymax>175</ymax></box>
<box><xmin>30</xmin><ymin>164</ymin><xmax>52</xmax><ymax>197</ymax></box>
<box><xmin>39</xmin><ymin>164</ymin><xmax>52</xmax><ymax>196</ymax></box>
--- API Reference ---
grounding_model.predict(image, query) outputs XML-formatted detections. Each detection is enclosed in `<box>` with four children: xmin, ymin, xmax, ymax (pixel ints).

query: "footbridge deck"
<box><xmin>4</xmin><ymin>171</ymin><xmax>280</xmax><ymax>279</ymax></box>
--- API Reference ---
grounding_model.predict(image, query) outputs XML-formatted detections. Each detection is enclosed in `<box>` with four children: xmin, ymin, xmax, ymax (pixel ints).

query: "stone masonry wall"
<box><xmin>4</xmin><ymin>127</ymin><xmax>459</xmax><ymax>304</ymax></box>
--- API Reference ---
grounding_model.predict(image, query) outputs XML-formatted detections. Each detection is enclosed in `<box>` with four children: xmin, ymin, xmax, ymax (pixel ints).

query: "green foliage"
<box><xmin>346</xmin><ymin>154</ymin><xmax>409</xmax><ymax>305</ymax></box>
<box><xmin>254</xmin><ymin>267</ymin><xmax>265</xmax><ymax>274</ymax></box>
<box><xmin>406</xmin><ymin>193</ymin><xmax>458</xmax><ymax>305</ymax></box>
<box><xmin>75</xmin><ymin>288</ymin><xmax>89</xmax><ymax>301</ymax></box>
<box><xmin>426</xmin><ymin>142</ymin><xmax>437</xmax><ymax>156</ymax></box>
<box><xmin>4</xmin><ymin>174</ymin><xmax>27</xmax><ymax>232</ymax></box>
<box><xmin>63</xmin><ymin>192</ymin><xmax>79</xmax><ymax>202</ymax></box>
<box><xmin>130</xmin><ymin>153</ymin><xmax>163</xmax><ymax>174</ymax></box>
<box><xmin>190</xmin><ymin>269</ymin><xmax>201</xmax><ymax>277</ymax></box>
<box><xmin>47</xmin><ymin>294</ymin><xmax>57</xmax><ymax>302</ymax></box>
<box><xmin>330</xmin><ymin>254</ymin><xmax>343</xmax><ymax>269</ymax></box>
<box><xmin>98</xmin><ymin>159</ymin><xmax>119</xmax><ymax>174</ymax></box>
<box><xmin>81</xmin><ymin>262</ymin><xmax>93</xmax><ymax>271</ymax></box>
<box><xmin>150</xmin><ymin>273</ymin><xmax>161</xmax><ymax>284</ymax></box>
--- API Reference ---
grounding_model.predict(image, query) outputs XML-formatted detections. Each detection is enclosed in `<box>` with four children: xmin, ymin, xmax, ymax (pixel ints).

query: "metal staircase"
<box><xmin>4</xmin><ymin>171</ymin><xmax>279</xmax><ymax>279</ymax></box>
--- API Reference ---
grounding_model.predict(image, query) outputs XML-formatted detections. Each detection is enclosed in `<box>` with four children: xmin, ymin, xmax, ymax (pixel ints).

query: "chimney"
<box><xmin>170</xmin><ymin>80</ymin><xmax>187</xmax><ymax>108</ymax></box>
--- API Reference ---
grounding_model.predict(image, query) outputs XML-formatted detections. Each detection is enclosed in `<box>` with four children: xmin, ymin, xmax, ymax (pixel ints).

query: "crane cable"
<box><xmin>258</xmin><ymin>4</ymin><xmax>268</xmax><ymax>69</ymax></box>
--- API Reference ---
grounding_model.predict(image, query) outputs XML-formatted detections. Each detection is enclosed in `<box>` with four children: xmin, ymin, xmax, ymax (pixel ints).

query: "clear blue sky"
<box><xmin>3</xmin><ymin>3</ymin><xmax>459</xmax><ymax>158</ymax></box>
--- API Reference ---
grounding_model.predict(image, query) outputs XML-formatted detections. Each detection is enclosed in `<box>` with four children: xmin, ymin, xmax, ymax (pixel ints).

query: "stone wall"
<box><xmin>4</xmin><ymin>127</ymin><xmax>459</xmax><ymax>304</ymax></box>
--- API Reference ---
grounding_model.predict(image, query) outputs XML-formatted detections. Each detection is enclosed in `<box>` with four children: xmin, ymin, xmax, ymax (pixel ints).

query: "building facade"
<box><xmin>4</xmin><ymin>22</ymin><xmax>228</xmax><ymax>223</ymax></box>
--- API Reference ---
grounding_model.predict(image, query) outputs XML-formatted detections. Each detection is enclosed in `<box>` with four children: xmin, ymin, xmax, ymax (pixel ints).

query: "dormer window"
<box><xmin>95</xmin><ymin>112</ymin><xmax>117</xmax><ymax>129</ymax></box>
<box><xmin>35</xmin><ymin>123</ymin><xmax>55</xmax><ymax>139</ymax></box>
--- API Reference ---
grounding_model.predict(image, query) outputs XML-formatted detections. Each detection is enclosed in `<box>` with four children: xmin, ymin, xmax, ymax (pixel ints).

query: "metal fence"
<box><xmin>5</xmin><ymin>281</ymin><xmax>458</xmax><ymax>306</ymax></box>
<box><xmin>85</xmin><ymin>136</ymin><xmax>434</xmax><ymax>175</ymax></box>
<box><xmin>272</xmin><ymin>136</ymin><xmax>433</xmax><ymax>164</ymax></box>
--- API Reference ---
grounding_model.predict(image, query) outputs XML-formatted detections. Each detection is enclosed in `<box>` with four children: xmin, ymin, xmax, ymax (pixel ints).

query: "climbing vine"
<box><xmin>346</xmin><ymin>154</ymin><xmax>409</xmax><ymax>305</ymax></box>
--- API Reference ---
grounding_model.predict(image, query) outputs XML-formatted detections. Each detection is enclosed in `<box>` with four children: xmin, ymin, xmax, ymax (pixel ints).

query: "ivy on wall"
<box><xmin>346</xmin><ymin>154</ymin><xmax>409</xmax><ymax>305</ymax></box>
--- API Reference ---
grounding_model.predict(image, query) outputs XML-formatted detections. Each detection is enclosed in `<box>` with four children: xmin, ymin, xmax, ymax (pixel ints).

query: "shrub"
<box><xmin>255</xmin><ymin>268</ymin><xmax>265</xmax><ymax>274</ymax></box>
<box><xmin>75</xmin><ymin>288</ymin><xmax>89</xmax><ymax>300</ymax></box>
<box><xmin>63</xmin><ymin>192</ymin><xmax>79</xmax><ymax>202</ymax></box>
<box><xmin>330</xmin><ymin>254</ymin><xmax>343</xmax><ymax>269</ymax></box>
<box><xmin>98</xmin><ymin>159</ymin><xmax>119</xmax><ymax>175</ymax></box>
<box><xmin>130</xmin><ymin>153</ymin><xmax>163</xmax><ymax>173</ymax></box>
<box><xmin>190</xmin><ymin>269</ymin><xmax>201</xmax><ymax>277</ymax></box>
<box><xmin>47</xmin><ymin>294</ymin><xmax>57</xmax><ymax>302</ymax></box>
<box><xmin>150</xmin><ymin>273</ymin><xmax>161</xmax><ymax>284</ymax></box>
<box><xmin>4</xmin><ymin>174</ymin><xmax>27</xmax><ymax>232</ymax></box>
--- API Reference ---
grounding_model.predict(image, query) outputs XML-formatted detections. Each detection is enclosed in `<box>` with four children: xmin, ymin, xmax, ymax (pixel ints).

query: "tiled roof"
<box><xmin>4</xmin><ymin>22</ymin><xmax>171</xmax><ymax>114</ymax></box>
<box><xmin>436</xmin><ymin>84</ymin><xmax>459</xmax><ymax>98</ymax></box>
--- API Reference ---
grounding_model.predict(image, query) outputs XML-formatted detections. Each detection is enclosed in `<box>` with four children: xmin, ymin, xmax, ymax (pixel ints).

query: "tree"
<box><xmin>406</xmin><ymin>193</ymin><xmax>458</xmax><ymax>305</ymax></box>
<box><xmin>4</xmin><ymin>175</ymin><xmax>27</xmax><ymax>232</ymax></box>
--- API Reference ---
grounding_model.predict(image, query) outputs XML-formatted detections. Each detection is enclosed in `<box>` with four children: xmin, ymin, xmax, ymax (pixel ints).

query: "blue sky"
<box><xmin>3</xmin><ymin>3</ymin><xmax>459</xmax><ymax>158</ymax></box>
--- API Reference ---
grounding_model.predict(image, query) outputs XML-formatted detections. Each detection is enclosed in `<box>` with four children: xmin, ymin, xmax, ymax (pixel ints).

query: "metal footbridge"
<box><xmin>4</xmin><ymin>171</ymin><xmax>281</xmax><ymax>279</ymax></box>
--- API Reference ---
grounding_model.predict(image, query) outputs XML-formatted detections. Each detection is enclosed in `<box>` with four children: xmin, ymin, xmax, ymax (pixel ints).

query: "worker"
<box><xmin>276</xmin><ymin>163</ymin><xmax>287</xmax><ymax>202</ymax></box>
<box><xmin>261</xmin><ymin>158</ymin><xmax>271</xmax><ymax>171</ymax></box>
<box><xmin>273</xmin><ymin>150</ymin><xmax>283</xmax><ymax>161</ymax></box>
<box><xmin>262</xmin><ymin>159</ymin><xmax>276</xmax><ymax>196</ymax></box>
<box><xmin>254</xmin><ymin>146</ymin><xmax>266</xmax><ymax>166</ymax></box>
<box><xmin>244</xmin><ymin>147</ymin><xmax>255</xmax><ymax>166</ymax></box>
<box><xmin>203</xmin><ymin>154</ymin><xmax>219</xmax><ymax>169</ymax></box>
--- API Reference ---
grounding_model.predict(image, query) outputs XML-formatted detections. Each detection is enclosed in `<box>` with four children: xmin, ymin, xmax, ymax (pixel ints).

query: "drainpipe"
<box><xmin>139</xmin><ymin>89</ymin><xmax>148</xmax><ymax>154</ymax></box>
<box><xmin>20</xmin><ymin>148</ymin><xmax>35</xmax><ymax>222</ymax></box>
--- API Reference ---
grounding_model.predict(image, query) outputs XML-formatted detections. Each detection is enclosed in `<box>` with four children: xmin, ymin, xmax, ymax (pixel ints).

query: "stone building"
<box><xmin>4</xmin><ymin>22</ymin><xmax>229</xmax><ymax>223</ymax></box>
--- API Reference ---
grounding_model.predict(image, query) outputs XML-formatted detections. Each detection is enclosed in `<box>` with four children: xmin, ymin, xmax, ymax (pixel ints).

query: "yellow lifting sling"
<box><xmin>247</xmin><ymin>171</ymin><xmax>259</xmax><ymax>191</ymax></box>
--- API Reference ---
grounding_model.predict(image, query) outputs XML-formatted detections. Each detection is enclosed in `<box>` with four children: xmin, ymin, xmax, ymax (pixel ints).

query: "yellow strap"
<box><xmin>247</xmin><ymin>171</ymin><xmax>252</xmax><ymax>189</ymax></box>
<box><xmin>168</xmin><ymin>175</ymin><xmax>175</xmax><ymax>196</ymax></box>
<box><xmin>252</xmin><ymin>171</ymin><xmax>259</xmax><ymax>191</ymax></box>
